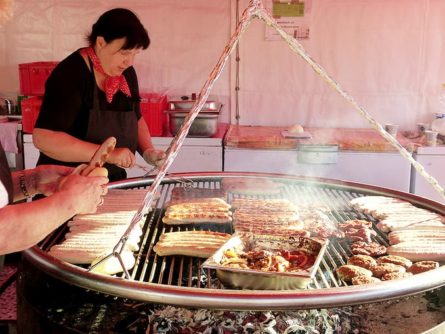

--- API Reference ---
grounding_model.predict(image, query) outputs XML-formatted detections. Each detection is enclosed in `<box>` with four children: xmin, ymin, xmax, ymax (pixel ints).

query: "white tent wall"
<box><xmin>1</xmin><ymin>0</ymin><xmax>445</xmax><ymax>129</ymax></box>
<box><xmin>233</xmin><ymin>0</ymin><xmax>445</xmax><ymax>129</ymax></box>
<box><xmin>0</xmin><ymin>0</ymin><xmax>233</xmax><ymax>122</ymax></box>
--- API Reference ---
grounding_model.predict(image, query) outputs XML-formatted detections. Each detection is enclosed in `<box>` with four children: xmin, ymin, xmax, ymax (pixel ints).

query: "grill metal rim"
<box><xmin>22</xmin><ymin>172</ymin><xmax>445</xmax><ymax>310</ymax></box>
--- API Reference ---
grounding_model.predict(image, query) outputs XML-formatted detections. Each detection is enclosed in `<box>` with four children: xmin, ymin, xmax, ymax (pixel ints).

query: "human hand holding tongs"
<box><xmin>134</xmin><ymin>148</ymin><xmax>194</xmax><ymax>188</ymax></box>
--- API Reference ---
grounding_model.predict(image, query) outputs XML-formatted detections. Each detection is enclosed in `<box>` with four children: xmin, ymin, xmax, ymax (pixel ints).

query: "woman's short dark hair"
<box><xmin>87</xmin><ymin>8</ymin><xmax>150</xmax><ymax>50</ymax></box>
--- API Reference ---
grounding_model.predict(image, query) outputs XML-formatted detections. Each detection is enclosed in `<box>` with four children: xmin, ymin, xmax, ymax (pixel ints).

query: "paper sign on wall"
<box><xmin>265</xmin><ymin>0</ymin><xmax>312</xmax><ymax>40</ymax></box>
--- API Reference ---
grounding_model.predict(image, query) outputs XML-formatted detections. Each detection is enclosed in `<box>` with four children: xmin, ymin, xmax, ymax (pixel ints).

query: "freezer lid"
<box><xmin>417</xmin><ymin>146</ymin><xmax>445</xmax><ymax>155</ymax></box>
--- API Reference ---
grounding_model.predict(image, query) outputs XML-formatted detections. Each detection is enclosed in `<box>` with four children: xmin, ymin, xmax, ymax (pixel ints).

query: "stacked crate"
<box><xmin>19</xmin><ymin>62</ymin><xmax>58</xmax><ymax>133</ymax></box>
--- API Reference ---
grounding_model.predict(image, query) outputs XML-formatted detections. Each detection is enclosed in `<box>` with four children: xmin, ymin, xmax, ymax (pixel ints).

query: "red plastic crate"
<box><xmin>19</xmin><ymin>61</ymin><xmax>58</xmax><ymax>96</ymax></box>
<box><xmin>21</xmin><ymin>96</ymin><xmax>42</xmax><ymax>133</ymax></box>
<box><xmin>140</xmin><ymin>93</ymin><xmax>167</xmax><ymax>136</ymax></box>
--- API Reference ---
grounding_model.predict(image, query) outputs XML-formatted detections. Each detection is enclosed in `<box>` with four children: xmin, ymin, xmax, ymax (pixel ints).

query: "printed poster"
<box><xmin>265</xmin><ymin>0</ymin><xmax>312</xmax><ymax>41</ymax></box>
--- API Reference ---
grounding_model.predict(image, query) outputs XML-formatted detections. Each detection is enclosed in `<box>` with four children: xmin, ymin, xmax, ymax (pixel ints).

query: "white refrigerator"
<box><xmin>411</xmin><ymin>146</ymin><xmax>445</xmax><ymax>204</ymax></box>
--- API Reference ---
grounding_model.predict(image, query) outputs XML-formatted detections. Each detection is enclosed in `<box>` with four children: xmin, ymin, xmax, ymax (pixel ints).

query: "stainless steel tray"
<box><xmin>168</xmin><ymin>111</ymin><xmax>220</xmax><ymax>137</ymax></box>
<box><xmin>203</xmin><ymin>234</ymin><xmax>328</xmax><ymax>290</ymax></box>
<box><xmin>168</xmin><ymin>101</ymin><xmax>222</xmax><ymax>111</ymax></box>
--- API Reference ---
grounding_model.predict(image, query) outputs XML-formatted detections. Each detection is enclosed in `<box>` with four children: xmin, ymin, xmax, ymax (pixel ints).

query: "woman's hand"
<box><xmin>57</xmin><ymin>173</ymin><xmax>108</xmax><ymax>214</ymax></box>
<box><xmin>143</xmin><ymin>149</ymin><xmax>166</xmax><ymax>167</ymax></box>
<box><xmin>34</xmin><ymin>165</ymin><xmax>75</xmax><ymax>196</ymax></box>
<box><xmin>107</xmin><ymin>148</ymin><xmax>136</xmax><ymax>168</ymax></box>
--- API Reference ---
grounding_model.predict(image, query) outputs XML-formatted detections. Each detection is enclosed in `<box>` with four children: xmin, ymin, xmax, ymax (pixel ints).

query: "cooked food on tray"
<box><xmin>298</xmin><ymin>205</ymin><xmax>344</xmax><ymax>239</ymax></box>
<box><xmin>376</xmin><ymin>255</ymin><xmax>412</xmax><ymax>269</ymax></box>
<box><xmin>336</xmin><ymin>265</ymin><xmax>373</xmax><ymax>282</ymax></box>
<box><xmin>388</xmin><ymin>228</ymin><xmax>445</xmax><ymax>245</ymax></box>
<box><xmin>370</xmin><ymin>263</ymin><xmax>406</xmax><ymax>278</ymax></box>
<box><xmin>153</xmin><ymin>230</ymin><xmax>231</xmax><ymax>258</ymax></box>
<box><xmin>350</xmin><ymin>195</ymin><xmax>445</xmax><ymax>262</ymax></box>
<box><xmin>407</xmin><ymin>261</ymin><xmax>440</xmax><ymax>274</ymax></box>
<box><xmin>220</xmin><ymin>247</ymin><xmax>316</xmax><ymax>272</ymax></box>
<box><xmin>347</xmin><ymin>254</ymin><xmax>377</xmax><ymax>269</ymax></box>
<box><xmin>48</xmin><ymin>189</ymin><xmax>146</xmax><ymax>273</ymax></box>
<box><xmin>350</xmin><ymin>241</ymin><xmax>387</xmax><ymax>257</ymax></box>
<box><xmin>221</xmin><ymin>177</ymin><xmax>284</xmax><ymax>195</ymax></box>
<box><xmin>170</xmin><ymin>187</ymin><xmax>227</xmax><ymax>201</ymax></box>
<box><xmin>233</xmin><ymin>212</ymin><xmax>301</xmax><ymax>231</ymax></box>
<box><xmin>230</xmin><ymin>198</ymin><xmax>298</xmax><ymax>211</ymax></box>
<box><xmin>381</xmin><ymin>271</ymin><xmax>413</xmax><ymax>281</ymax></box>
<box><xmin>165</xmin><ymin>197</ymin><xmax>231</xmax><ymax>209</ymax></box>
<box><xmin>350</xmin><ymin>196</ymin><xmax>411</xmax><ymax>217</ymax></box>
<box><xmin>350</xmin><ymin>195</ymin><xmax>445</xmax><ymax>232</ymax></box>
<box><xmin>297</xmin><ymin>206</ymin><xmax>344</xmax><ymax>239</ymax></box>
<box><xmin>341</xmin><ymin>248</ymin><xmax>440</xmax><ymax>285</ymax></box>
<box><xmin>234</xmin><ymin>211</ymin><xmax>299</xmax><ymax>222</ymax></box>
<box><xmin>203</xmin><ymin>234</ymin><xmax>328</xmax><ymax>290</ymax></box>
<box><xmin>387</xmin><ymin>241</ymin><xmax>445</xmax><ymax>261</ymax></box>
<box><xmin>339</xmin><ymin>219</ymin><xmax>373</xmax><ymax>230</ymax></box>
<box><xmin>233</xmin><ymin>221</ymin><xmax>309</xmax><ymax>238</ymax></box>
<box><xmin>339</xmin><ymin>219</ymin><xmax>376</xmax><ymax>243</ymax></box>
<box><xmin>162</xmin><ymin>198</ymin><xmax>232</xmax><ymax>225</ymax></box>
<box><xmin>90</xmin><ymin>250</ymin><xmax>136</xmax><ymax>275</ymax></box>
<box><xmin>351</xmin><ymin>275</ymin><xmax>381</xmax><ymax>285</ymax></box>
<box><xmin>230</xmin><ymin>197</ymin><xmax>307</xmax><ymax>237</ymax></box>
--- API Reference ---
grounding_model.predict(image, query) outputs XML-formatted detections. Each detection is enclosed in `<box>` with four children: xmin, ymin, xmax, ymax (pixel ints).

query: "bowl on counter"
<box><xmin>166</xmin><ymin>101</ymin><xmax>222</xmax><ymax>137</ymax></box>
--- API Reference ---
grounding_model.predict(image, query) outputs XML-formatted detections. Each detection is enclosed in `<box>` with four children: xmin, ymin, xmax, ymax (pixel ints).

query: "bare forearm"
<box><xmin>33</xmin><ymin>128</ymin><xmax>99</xmax><ymax>163</ymax></box>
<box><xmin>12</xmin><ymin>168</ymin><xmax>39</xmax><ymax>202</ymax></box>
<box><xmin>0</xmin><ymin>192</ymin><xmax>78</xmax><ymax>254</ymax></box>
<box><xmin>137</xmin><ymin>118</ymin><xmax>155</xmax><ymax>155</ymax></box>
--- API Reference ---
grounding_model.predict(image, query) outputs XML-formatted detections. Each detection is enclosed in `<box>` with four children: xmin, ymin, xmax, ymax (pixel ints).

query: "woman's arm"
<box><xmin>137</xmin><ymin>118</ymin><xmax>166</xmax><ymax>167</ymax></box>
<box><xmin>137</xmin><ymin>117</ymin><xmax>155</xmax><ymax>154</ymax></box>
<box><xmin>33</xmin><ymin>128</ymin><xmax>100</xmax><ymax>163</ymax></box>
<box><xmin>0</xmin><ymin>172</ymin><xmax>107</xmax><ymax>255</ymax></box>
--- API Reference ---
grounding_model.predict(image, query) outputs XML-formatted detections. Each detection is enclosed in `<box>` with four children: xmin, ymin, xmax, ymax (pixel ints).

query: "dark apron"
<box><xmin>85</xmin><ymin>67</ymin><xmax>138</xmax><ymax>182</ymax></box>
<box><xmin>37</xmin><ymin>61</ymin><xmax>139</xmax><ymax>182</ymax></box>
<box><xmin>0</xmin><ymin>143</ymin><xmax>13</xmax><ymax>204</ymax></box>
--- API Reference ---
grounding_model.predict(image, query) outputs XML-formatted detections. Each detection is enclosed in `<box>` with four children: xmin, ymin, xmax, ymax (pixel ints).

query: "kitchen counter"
<box><xmin>223</xmin><ymin>125</ymin><xmax>420</xmax><ymax>192</ymax></box>
<box><xmin>224</xmin><ymin>125</ymin><xmax>418</xmax><ymax>152</ymax></box>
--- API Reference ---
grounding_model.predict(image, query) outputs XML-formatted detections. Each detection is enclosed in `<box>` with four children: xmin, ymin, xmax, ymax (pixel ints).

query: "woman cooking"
<box><xmin>33</xmin><ymin>8</ymin><xmax>166</xmax><ymax>182</ymax></box>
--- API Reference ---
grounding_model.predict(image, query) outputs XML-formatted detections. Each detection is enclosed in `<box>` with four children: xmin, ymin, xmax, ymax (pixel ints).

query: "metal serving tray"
<box><xmin>203</xmin><ymin>233</ymin><xmax>328</xmax><ymax>290</ymax></box>
<box><xmin>167</xmin><ymin>101</ymin><xmax>222</xmax><ymax>111</ymax></box>
<box><xmin>168</xmin><ymin>111</ymin><xmax>220</xmax><ymax>137</ymax></box>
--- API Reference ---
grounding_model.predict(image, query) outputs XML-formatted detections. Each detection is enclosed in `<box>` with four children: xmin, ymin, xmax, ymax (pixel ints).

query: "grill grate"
<box><xmin>40</xmin><ymin>176</ymin><xmax>383</xmax><ymax>290</ymax></box>
<box><xmin>28</xmin><ymin>173</ymin><xmax>445</xmax><ymax>310</ymax></box>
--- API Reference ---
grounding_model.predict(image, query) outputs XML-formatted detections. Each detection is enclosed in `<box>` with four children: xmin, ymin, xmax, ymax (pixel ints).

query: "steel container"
<box><xmin>203</xmin><ymin>234</ymin><xmax>328</xmax><ymax>290</ymax></box>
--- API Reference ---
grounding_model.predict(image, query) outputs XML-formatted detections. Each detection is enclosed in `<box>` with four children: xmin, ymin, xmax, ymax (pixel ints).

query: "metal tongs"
<box><xmin>135</xmin><ymin>164</ymin><xmax>194</xmax><ymax>189</ymax></box>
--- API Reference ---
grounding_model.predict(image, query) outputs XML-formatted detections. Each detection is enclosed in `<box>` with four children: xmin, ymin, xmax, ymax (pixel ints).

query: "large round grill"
<box><xmin>22</xmin><ymin>172</ymin><xmax>445</xmax><ymax>310</ymax></box>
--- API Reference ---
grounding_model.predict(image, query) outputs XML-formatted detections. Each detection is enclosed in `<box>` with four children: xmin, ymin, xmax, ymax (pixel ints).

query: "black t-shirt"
<box><xmin>35</xmin><ymin>49</ymin><xmax>142</xmax><ymax>139</ymax></box>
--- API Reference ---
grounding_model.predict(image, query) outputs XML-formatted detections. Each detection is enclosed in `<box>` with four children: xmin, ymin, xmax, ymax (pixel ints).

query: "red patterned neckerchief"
<box><xmin>82</xmin><ymin>47</ymin><xmax>131</xmax><ymax>103</ymax></box>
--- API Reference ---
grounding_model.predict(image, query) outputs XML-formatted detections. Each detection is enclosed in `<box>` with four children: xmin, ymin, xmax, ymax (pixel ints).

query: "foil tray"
<box><xmin>203</xmin><ymin>233</ymin><xmax>328</xmax><ymax>290</ymax></box>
